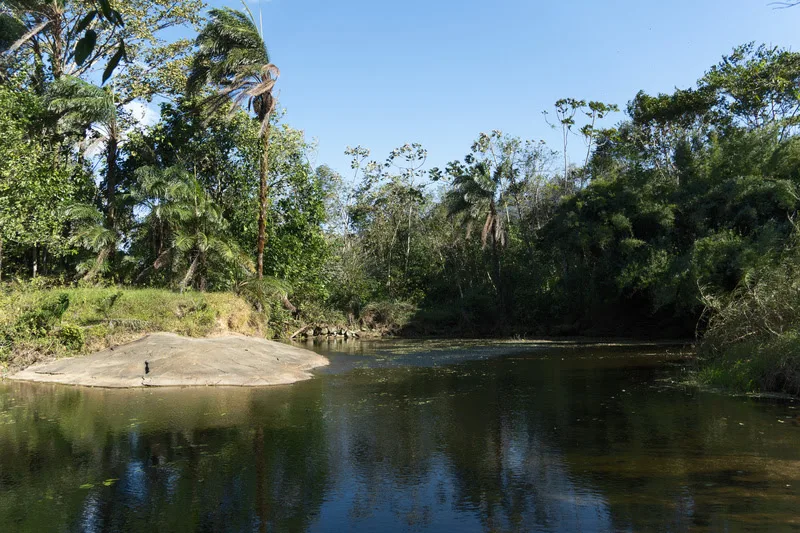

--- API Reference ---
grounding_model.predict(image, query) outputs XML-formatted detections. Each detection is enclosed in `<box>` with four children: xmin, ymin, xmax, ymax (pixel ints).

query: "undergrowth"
<box><xmin>698</xmin><ymin>233</ymin><xmax>800</xmax><ymax>395</ymax></box>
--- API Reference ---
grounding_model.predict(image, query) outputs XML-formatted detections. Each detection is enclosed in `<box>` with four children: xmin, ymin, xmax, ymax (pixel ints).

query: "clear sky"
<box><xmin>198</xmin><ymin>0</ymin><xmax>800</xmax><ymax>177</ymax></box>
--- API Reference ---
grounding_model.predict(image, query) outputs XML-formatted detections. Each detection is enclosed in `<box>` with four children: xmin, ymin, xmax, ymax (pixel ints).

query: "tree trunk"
<box><xmin>254</xmin><ymin>428</ymin><xmax>270</xmax><ymax>533</ymax></box>
<box><xmin>491</xmin><ymin>234</ymin><xmax>503</xmax><ymax>307</ymax></box>
<box><xmin>405</xmin><ymin>203</ymin><xmax>413</xmax><ymax>274</ymax></box>
<box><xmin>83</xmin><ymin>247</ymin><xmax>110</xmax><ymax>282</ymax></box>
<box><xmin>105</xmin><ymin>121</ymin><xmax>119</xmax><ymax>276</ymax></box>
<box><xmin>106</xmin><ymin>130</ymin><xmax>118</xmax><ymax>233</ymax></box>
<box><xmin>50</xmin><ymin>11</ymin><xmax>64</xmax><ymax>80</ymax></box>
<box><xmin>281</xmin><ymin>295</ymin><xmax>298</xmax><ymax>315</ymax></box>
<box><xmin>180</xmin><ymin>253</ymin><xmax>201</xmax><ymax>293</ymax></box>
<box><xmin>257</xmin><ymin>121</ymin><xmax>270</xmax><ymax>280</ymax></box>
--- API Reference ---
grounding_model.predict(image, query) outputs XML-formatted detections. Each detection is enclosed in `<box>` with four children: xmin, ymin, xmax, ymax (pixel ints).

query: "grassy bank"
<box><xmin>0</xmin><ymin>284</ymin><xmax>268</xmax><ymax>373</ymax></box>
<box><xmin>697</xmin><ymin>335</ymin><xmax>800</xmax><ymax>395</ymax></box>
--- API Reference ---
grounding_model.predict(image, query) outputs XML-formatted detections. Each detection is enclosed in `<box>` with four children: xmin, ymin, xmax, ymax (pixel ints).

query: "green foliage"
<box><xmin>697</xmin><ymin>333</ymin><xmax>800</xmax><ymax>395</ymax></box>
<box><xmin>16</xmin><ymin>293</ymin><xmax>70</xmax><ymax>336</ymax></box>
<box><xmin>187</xmin><ymin>6</ymin><xmax>276</xmax><ymax>128</ymax></box>
<box><xmin>359</xmin><ymin>301</ymin><xmax>416</xmax><ymax>333</ymax></box>
<box><xmin>4</xmin><ymin>0</ymin><xmax>202</xmax><ymax>98</ymax></box>
<box><xmin>0</xmin><ymin>81</ymin><xmax>95</xmax><ymax>275</ymax></box>
<box><xmin>6</xmin><ymin>26</ymin><xmax>800</xmax><ymax>392</ymax></box>
<box><xmin>57</xmin><ymin>323</ymin><xmax>85</xmax><ymax>351</ymax></box>
<box><xmin>0</xmin><ymin>286</ymin><xmax>268</xmax><ymax>369</ymax></box>
<box><xmin>96</xmin><ymin>290</ymin><xmax>123</xmax><ymax>318</ymax></box>
<box><xmin>697</xmin><ymin>230</ymin><xmax>800</xmax><ymax>394</ymax></box>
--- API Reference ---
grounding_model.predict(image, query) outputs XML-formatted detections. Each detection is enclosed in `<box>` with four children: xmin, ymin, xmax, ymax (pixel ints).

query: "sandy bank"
<box><xmin>9</xmin><ymin>333</ymin><xmax>329</xmax><ymax>388</ymax></box>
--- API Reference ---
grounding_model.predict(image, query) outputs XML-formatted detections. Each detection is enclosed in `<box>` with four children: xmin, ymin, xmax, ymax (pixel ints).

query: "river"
<box><xmin>1</xmin><ymin>340</ymin><xmax>799</xmax><ymax>532</ymax></box>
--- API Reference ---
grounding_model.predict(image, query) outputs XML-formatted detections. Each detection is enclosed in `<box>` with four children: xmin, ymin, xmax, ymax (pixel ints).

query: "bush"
<box><xmin>16</xmin><ymin>293</ymin><xmax>70</xmax><ymax>336</ymax></box>
<box><xmin>698</xmin><ymin>232</ymin><xmax>800</xmax><ymax>394</ymax></box>
<box><xmin>360</xmin><ymin>301</ymin><xmax>416</xmax><ymax>332</ymax></box>
<box><xmin>57</xmin><ymin>324</ymin><xmax>85</xmax><ymax>351</ymax></box>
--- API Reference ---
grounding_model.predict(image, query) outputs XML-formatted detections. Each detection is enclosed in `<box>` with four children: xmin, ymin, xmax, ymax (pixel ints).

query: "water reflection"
<box><xmin>0</xmin><ymin>343</ymin><xmax>798</xmax><ymax>532</ymax></box>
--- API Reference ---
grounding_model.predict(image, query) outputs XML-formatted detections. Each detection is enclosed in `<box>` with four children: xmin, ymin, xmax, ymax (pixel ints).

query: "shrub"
<box><xmin>0</xmin><ymin>286</ymin><xmax>269</xmax><ymax>371</ymax></box>
<box><xmin>16</xmin><ymin>293</ymin><xmax>70</xmax><ymax>336</ymax></box>
<box><xmin>58</xmin><ymin>324</ymin><xmax>85</xmax><ymax>351</ymax></box>
<box><xmin>699</xmin><ymin>231</ymin><xmax>800</xmax><ymax>394</ymax></box>
<box><xmin>96</xmin><ymin>290</ymin><xmax>123</xmax><ymax>319</ymax></box>
<box><xmin>360</xmin><ymin>301</ymin><xmax>416</xmax><ymax>332</ymax></box>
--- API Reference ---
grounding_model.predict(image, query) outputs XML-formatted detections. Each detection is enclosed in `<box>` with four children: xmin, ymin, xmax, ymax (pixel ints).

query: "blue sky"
<box><xmin>195</xmin><ymin>0</ymin><xmax>800</xmax><ymax>177</ymax></box>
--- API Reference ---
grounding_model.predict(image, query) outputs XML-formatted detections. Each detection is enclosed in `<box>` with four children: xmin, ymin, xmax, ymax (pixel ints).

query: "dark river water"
<box><xmin>1</xmin><ymin>340</ymin><xmax>799</xmax><ymax>532</ymax></box>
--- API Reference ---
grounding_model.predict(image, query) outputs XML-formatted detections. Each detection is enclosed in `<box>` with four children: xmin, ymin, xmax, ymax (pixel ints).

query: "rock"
<box><xmin>10</xmin><ymin>332</ymin><xmax>329</xmax><ymax>388</ymax></box>
<box><xmin>320</xmin><ymin>327</ymin><xmax>329</xmax><ymax>335</ymax></box>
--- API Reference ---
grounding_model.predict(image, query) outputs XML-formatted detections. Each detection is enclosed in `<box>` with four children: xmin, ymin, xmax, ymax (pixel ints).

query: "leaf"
<box><xmin>79</xmin><ymin>483</ymin><xmax>94</xmax><ymax>489</ymax></box>
<box><xmin>74</xmin><ymin>30</ymin><xmax>97</xmax><ymax>66</ymax></box>
<box><xmin>102</xmin><ymin>478</ymin><xmax>119</xmax><ymax>486</ymax></box>
<box><xmin>110</xmin><ymin>9</ymin><xmax>124</xmax><ymax>27</ymax></box>
<box><xmin>75</xmin><ymin>11</ymin><xmax>97</xmax><ymax>35</ymax></box>
<box><xmin>98</xmin><ymin>0</ymin><xmax>113</xmax><ymax>21</ymax></box>
<box><xmin>102</xmin><ymin>41</ymin><xmax>126</xmax><ymax>84</ymax></box>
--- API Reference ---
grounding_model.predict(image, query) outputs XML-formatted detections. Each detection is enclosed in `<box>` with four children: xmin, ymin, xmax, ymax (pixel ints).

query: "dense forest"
<box><xmin>2</xmin><ymin>1</ymin><xmax>800</xmax><ymax>392</ymax></box>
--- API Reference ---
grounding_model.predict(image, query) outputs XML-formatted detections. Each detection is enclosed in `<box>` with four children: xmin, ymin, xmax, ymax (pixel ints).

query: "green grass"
<box><xmin>0</xmin><ymin>284</ymin><xmax>268</xmax><ymax>372</ymax></box>
<box><xmin>697</xmin><ymin>333</ymin><xmax>800</xmax><ymax>395</ymax></box>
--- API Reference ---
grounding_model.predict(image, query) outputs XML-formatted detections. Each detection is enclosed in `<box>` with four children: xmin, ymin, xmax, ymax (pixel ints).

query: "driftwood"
<box><xmin>290</xmin><ymin>325</ymin><xmax>312</xmax><ymax>339</ymax></box>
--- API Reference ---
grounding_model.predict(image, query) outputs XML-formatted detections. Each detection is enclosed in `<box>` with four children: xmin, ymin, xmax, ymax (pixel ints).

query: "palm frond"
<box><xmin>187</xmin><ymin>7</ymin><xmax>277</xmax><ymax>128</ymax></box>
<box><xmin>66</xmin><ymin>203</ymin><xmax>104</xmax><ymax>223</ymax></box>
<box><xmin>70</xmin><ymin>224</ymin><xmax>116</xmax><ymax>252</ymax></box>
<box><xmin>47</xmin><ymin>76</ymin><xmax>115</xmax><ymax>125</ymax></box>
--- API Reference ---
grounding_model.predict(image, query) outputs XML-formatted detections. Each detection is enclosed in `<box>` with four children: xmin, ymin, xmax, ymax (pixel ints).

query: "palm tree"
<box><xmin>136</xmin><ymin>165</ymin><xmax>250</xmax><ymax>292</ymax></box>
<box><xmin>445</xmin><ymin>161</ymin><xmax>510</xmax><ymax>315</ymax></box>
<box><xmin>48</xmin><ymin>75</ymin><xmax>121</xmax><ymax>280</ymax></box>
<box><xmin>186</xmin><ymin>6</ymin><xmax>279</xmax><ymax>280</ymax></box>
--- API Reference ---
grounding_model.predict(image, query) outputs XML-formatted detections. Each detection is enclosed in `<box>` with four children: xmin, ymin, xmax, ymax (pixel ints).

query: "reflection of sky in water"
<box><xmin>310</xmin><ymin>431</ymin><xmax>613</xmax><ymax>532</ymax></box>
<box><xmin>121</xmin><ymin>461</ymin><xmax>147</xmax><ymax>505</ymax></box>
<box><xmin>79</xmin><ymin>493</ymin><xmax>102</xmax><ymax>533</ymax></box>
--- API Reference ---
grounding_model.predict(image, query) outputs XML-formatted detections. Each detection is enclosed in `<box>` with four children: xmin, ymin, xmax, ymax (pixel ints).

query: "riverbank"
<box><xmin>3</xmin><ymin>284</ymin><xmax>793</xmax><ymax>397</ymax></box>
<box><xmin>694</xmin><ymin>246</ymin><xmax>800</xmax><ymax>397</ymax></box>
<box><xmin>697</xmin><ymin>334</ymin><xmax>800</xmax><ymax>396</ymax></box>
<box><xmin>0</xmin><ymin>285</ymin><xmax>270</xmax><ymax>374</ymax></box>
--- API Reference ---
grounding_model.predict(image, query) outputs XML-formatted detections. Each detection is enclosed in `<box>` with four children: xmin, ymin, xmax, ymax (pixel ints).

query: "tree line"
<box><xmin>2</xmin><ymin>2</ymin><xmax>800</xmax><ymax>341</ymax></box>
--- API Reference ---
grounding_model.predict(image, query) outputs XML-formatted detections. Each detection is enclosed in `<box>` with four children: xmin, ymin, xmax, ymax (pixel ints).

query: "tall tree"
<box><xmin>445</xmin><ymin>159</ymin><xmax>509</xmax><ymax>317</ymax></box>
<box><xmin>135</xmin><ymin>165</ymin><xmax>249</xmax><ymax>292</ymax></box>
<box><xmin>0</xmin><ymin>79</ymin><xmax>94</xmax><ymax>278</ymax></box>
<box><xmin>187</xmin><ymin>7</ymin><xmax>279</xmax><ymax>280</ymax></box>
<box><xmin>48</xmin><ymin>75</ymin><xmax>122</xmax><ymax>279</ymax></box>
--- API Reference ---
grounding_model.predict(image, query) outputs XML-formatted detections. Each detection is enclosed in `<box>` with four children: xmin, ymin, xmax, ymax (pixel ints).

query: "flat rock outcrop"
<box><xmin>10</xmin><ymin>333</ymin><xmax>329</xmax><ymax>388</ymax></box>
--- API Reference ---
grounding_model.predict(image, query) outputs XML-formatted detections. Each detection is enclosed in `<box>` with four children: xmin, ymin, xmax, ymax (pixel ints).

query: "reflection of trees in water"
<box><xmin>2</xmin><ymin>349</ymin><xmax>800</xmax><ymax>532</ymax></box>
<box><xmin>0</xmin><ymin>381</ymin><xmax>329</xmax><ymax>533</ymax></box>
<box><xmin>440</xmin><ymin>366</ymin><xmax>610</xmax><ymax>532</ymax></box>
<box><xmin>317</xmin><ymin>361</ymin><xmax>612</xmax><ymax>531</ymax></box>
<box><xmin>314</xmin><ymin>354</ymin><xmax>800</xmax><ymax>531</ymax></box>
<box><xmin>493</xmin><ymin>357</ymin><xmax>800</xmax><ymax>532</ymax></box>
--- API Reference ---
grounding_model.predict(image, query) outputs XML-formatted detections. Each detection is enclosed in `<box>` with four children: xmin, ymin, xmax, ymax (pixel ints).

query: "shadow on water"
<box><xmin>1</xmin><ymin>340</ymin><xmax>799</xmax><ymax>532</ymax></box>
